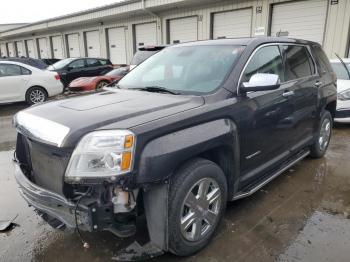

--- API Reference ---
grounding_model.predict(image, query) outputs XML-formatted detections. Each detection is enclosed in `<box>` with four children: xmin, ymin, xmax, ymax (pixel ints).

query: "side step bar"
<box><xmin>232</xmin><ymin>150</ymin><xmax>310</xmax><ymax>201</ymax></box>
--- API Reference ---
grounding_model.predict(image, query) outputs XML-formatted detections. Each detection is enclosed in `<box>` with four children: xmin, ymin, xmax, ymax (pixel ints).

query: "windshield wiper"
<box><xmin>135</xmin><ymin>86</ymin><xmax>180</xmax><ymax>95</ymax></box>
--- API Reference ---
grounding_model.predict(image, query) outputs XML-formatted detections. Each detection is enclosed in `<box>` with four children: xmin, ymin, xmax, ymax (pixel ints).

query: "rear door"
<box><xmin>66</xmin><ymin>59</ymin><xmax>86</xmax><ymax>83</ymax></box>
<box><xmin>85</xmin><ymin>58</ymin><xmax>103</xmax><ymax>76</ymax></box>
<box><xmin>281</xmin><ymin>44</ymin><xmax>318</xmax><ymax>151</ymax></box>
<box><xmin>238</xmin><ymin>45</ymin><xmax>295</xmax><ymax>186</ymax></box>
<box><xmin>0</xmin><ymin>64</ymin><xmax>27</xmax><ymax>102</ymax></box>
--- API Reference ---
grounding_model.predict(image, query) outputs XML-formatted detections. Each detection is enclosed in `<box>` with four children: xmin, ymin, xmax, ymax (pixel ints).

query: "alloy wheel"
<box><xmin>319</xmin><ymin>118</ymin><xmax>331</xmax><ymax>151</ymax></box>
<box><xmin>29</xmin><ymin>89</ymin><xmax>45</xmax><ymax>103</ymax></box>
<box><xmin>180</xmin><ymin>178</ymin><xmax>221</xmax><ymax>242</ymax></box>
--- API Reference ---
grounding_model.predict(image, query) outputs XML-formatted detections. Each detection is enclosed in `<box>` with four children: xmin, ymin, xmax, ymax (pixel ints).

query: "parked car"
<box><xmin>129</xmin><ymin>45</ymin><xmax>167</xmax><ymax>70</ymax></box>
<box><xmin>47</xmin><ymin>58</ymin><xmax>113</xmax><ymax>87</ymax></box>
<box><xmin>0</xmin><ymin>61</ymin><xmax>63</xmax><ymax>105</ymax></box>
<box><xmin>330</xmin><ymin>58</ymin><xmax>350</xmax><ymax>123</ymax></box>
<box><xmin>0</xmin><ymin>57</ymin><xmax>48</xmax><ymax>70</ymax></box>
<box><xmin>68</xmin><ymin>67</ymin><xmax>129</xmax><ymax>91</ymax></box>
<box><xmin>13</xmin><ymin>38</ymin><xmax>336</xmax><ymax>258</ymax></box>
<box><xmin>41</xmin><ymin>58</ymin><xmax>61</xmax><ymax>66</ymax></box>
<box><xmin>68</xmin><ymin>46</ymin><xmax>166</xmax><ymax>91</ymax></box>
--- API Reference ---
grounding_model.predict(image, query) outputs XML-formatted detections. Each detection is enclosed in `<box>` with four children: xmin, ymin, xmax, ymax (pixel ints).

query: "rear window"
<box><xmin>99</xmin><ymin>59</ymin><xmax>111</xmax><ymax>65</ymax></box>
<box><xmin>86</xmin><ymin>58</ymin><xmax>101</xmax><ymax>67</ymax></box>
<box><xmin>283</xmin><ymin>45</ymin><xmax>315</xmax><ymax>81</ymax></box>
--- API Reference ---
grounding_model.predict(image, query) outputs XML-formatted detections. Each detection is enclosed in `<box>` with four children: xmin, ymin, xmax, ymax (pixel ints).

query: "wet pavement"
<box><xmin>1</xmin><ymin>103</ymin><xmax>350</xmax><ymax>262</ymax></box>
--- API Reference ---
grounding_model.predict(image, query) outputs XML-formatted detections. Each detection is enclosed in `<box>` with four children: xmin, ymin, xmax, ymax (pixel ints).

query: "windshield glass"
<box><xmin>130</xmin><ymin>50</ymin><xmax>158</xmax><ymax>66</ymax></box>
<box><xmin>331</xmin><ymin>62</ymin><xmax>350</xmax><ymax>80</ymax></box>
<box><xmin>118</xmin><ymin>45</ymin><xmax>244</xmax><ymax>94</ymax></box>
<box><xmin>50</xmin><ymin>58</ymin><xmax>74</xmax><ymax>70</ymax></box>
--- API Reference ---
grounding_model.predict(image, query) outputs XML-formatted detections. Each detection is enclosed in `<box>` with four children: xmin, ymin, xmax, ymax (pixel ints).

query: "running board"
<box><xmin>232</xmin><ymin>151</ymin><xmax>310</xmax><ymax>201</ymax></box>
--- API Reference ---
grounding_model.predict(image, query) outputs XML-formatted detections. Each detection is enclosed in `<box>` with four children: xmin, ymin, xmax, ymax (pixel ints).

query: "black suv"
<box><xmin>13</xmin><ymin>38</ymin><xmax>336</xmax><ymax>258</ymax></box>
<box><xmin>47</xmin><ymin>57</ymin><xmax>113</xmax><ymax>86</ymax></box>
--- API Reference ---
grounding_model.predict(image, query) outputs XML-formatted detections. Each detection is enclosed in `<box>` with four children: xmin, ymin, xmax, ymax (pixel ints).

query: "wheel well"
<box><xmin>197</xmin><ymin>146</ymin><xmax>235</xmax><ymax>198</ymax></box>
<box><xmin>325</xmin><ymin>101</ymin><xmax>336</xmax><ymax>119</ymax></box>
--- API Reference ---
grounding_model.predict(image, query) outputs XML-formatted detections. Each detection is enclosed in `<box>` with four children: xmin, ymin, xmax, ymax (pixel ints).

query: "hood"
<box><xmin>14</xmin><ymin>89</ymin><xmax>204</xmax><ymax>147</ymax></box>
<box><xmin>337</xmin><ymin>79</ymin><xmax>350</xmax><ymax>93</ymax></box>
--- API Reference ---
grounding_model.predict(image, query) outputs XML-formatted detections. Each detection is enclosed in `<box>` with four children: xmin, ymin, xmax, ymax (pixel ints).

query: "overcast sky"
<box><xmin>0</xmin><ymin>0</ymin><xmax>123</xmax><ymax>24</ymax></box>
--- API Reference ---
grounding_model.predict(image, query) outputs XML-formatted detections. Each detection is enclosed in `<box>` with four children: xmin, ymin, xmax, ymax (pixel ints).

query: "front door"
<box><xmin>237</xmin><ymin>45</ymin><xmax>295</xmax><ymax>186</ymax></box>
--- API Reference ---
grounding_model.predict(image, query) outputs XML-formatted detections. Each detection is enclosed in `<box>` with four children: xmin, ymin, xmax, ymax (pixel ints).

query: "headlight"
<box><xmin>338</xmin><ymin>89</ymin><xmax>350</xmax><ymax>101</ymax></box>
<box><xmin>65</xmin><ymin>130</ymin><xmax>135</xmax><ymax>183</ymax></box>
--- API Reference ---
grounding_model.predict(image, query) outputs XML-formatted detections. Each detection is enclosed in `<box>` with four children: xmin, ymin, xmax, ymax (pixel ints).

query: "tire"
<box><xmin>95</xmin><ymin>80</ymin><xmax>109</xmax><ymax>90</ymax></box>
<box><xmin>310</xmin><ymin>110</ymin><xmax>332</xmax><ymax>158</ymax></box>
<box><xmin>25</xmin><ymin>86</ymin><xmax>48</xmax><ymax>105</ymax></box>
<box><xmin>168</xmin><ymin>158</ymin><xmax>227</xmax><ymax>256</ymax></box>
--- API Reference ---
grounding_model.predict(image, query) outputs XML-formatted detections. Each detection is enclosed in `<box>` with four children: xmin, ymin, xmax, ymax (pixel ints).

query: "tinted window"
<box><xmin>283</xmin><ymin>45</ymin><xmax>315</xmax><ymax>81</ymax></box>
<box><xmin>0</xmin><ymin>64</ymin><xmax>22</xmax><ymax>76</ymax></box>
<box><xmin>313</xmin><ymin>45</ymin><xmax>333</xmax><ymax>73</ymax></box>
<box><xmin>69</xmin><ymin>59</ymin><xmax>85</xmax><ymax>69</ymax></box>
<box><xmin>99</xmin><ymin>59</ymin><xmax>111</xmax><ymax>65</ymax></box>
<box><xmin>242</xmin><ymin>45</ymin><xmax>284</xmax><ymax>83</ymax></box>
<box><xmin>21</xmin><ymin>66</ymin><xmax>31</xmax><ymax>75</ymax></box>
<box><xmin>86</xmin><ymin>58</ymin><xmax>101</xmax><ymax>67</ymax></box>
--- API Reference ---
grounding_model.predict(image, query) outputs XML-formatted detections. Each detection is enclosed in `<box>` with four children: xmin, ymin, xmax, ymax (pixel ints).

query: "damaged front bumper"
<box><xmin>14</xmin><ymin>162</ymin><xmax>91</xmax><ymax>230</ymax></box>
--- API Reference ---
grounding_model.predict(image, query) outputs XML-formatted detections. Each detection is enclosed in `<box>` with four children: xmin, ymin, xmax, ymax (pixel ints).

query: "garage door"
<box><xmin>0</xmin><ymin>43</ymin><xmax>7</xmax><ymax>57</ymax></box>
<box><xmin>213</xmin><ymin>9</ymin><xmax>252</xmax><ymax>39</ymax></box>
<box><xmin>67</xmin><ymin>33</ymin><xmax>81</xmax><ymax>58</ymax></box>
<box><xmin>169</xmin><ymin>16</ymin><xmax>198</xmax><ymax>44</ymax></box>
<box><xmin>38</xmin><ymin>38</ymin><xmax>49</xmax><ymax>58</ymax></box>
<box><xmin>7</xmin><ymin>43</ymin><xmax>15</xmax><ymax>57</ymax></box>
<box><xmin>16</xmin><ymin>41</ymin><xmax>25</xmax><ymax>57</ymax></box>
<box><xmin>51</xmin><ymin>36</ymin><xmax>64</xmax><ymax>59</ymax></box>
<box><xmin>270</xmin><ymin>0</ymin><xmax>328</xmax><ymax>44</ymax></box>
<box><xmin>85</xmin><ymin>30</ymin><xmax>101</xmax><ymax>58</ymax></box>
<box><xmin>107</xmin><ymin>28</ymin><xmax>127</xmax><ymax>65</ymax></box>
<box><xmin>134</xmin><ymin>22</ymin><xmax>157</xmax><ymax>50</ymax></box>
<box><xmin>25</xmin><ymin>40</ymin><xmax>35</xmax><ymax>58</ymax></box>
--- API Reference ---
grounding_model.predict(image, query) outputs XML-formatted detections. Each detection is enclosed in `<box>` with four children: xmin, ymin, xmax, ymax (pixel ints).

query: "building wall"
<box><xmin>0</xmin><ymin>0</ymin><xmax>349</xmax><ymax>61</ymax></box>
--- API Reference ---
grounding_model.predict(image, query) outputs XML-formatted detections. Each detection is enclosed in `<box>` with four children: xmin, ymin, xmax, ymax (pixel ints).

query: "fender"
<box><xmin>136</xmin><ymin>118</ymin><xmax>239</xmax><ymax>188</ymax></box>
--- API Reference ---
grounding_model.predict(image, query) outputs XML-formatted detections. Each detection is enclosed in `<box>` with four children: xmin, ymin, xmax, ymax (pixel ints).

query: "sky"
<box><xmin>0</xmin><ymin>0</ymin><xmax>124</xmax><ymax>24</ymax></box>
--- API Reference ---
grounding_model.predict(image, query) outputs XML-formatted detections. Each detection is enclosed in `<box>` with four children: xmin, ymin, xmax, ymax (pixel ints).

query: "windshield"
<box><xmin>130</xmin><ymin>50</ymin><xmax>158</xmax><ymax>66</ymax></box>
<box><xmin>118</xmin><ymin>45</ymin><xmax>244</xmax><ymax>94</ymax></box>
<box><xmin>105</xmin><ymin>67</ymin><xmax>128</xmax><ymax>77</ymax></box>
<box><xmin>49</xmin><ymin>58</ymin><xmax>74</xmax><ymax>70</ymax></box>
<box><xmin>331</xmin><ymin>62</ymin><xmax>350</xmax><ymax>80</ymax></box>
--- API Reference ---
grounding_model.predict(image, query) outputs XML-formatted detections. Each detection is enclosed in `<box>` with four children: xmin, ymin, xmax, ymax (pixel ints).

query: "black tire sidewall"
<box><xmin>310</xmin><ymin>110</ymin><xmax>332</xmax><ymax>158</ymax></box>
<box><xmin>96</xmin><ymin>81</ymin><xmax>108</xmax><ymax>89</ymax></box>
<box><xmin>25</xmin><ymin>87</ymin><xmax>48</xmax><ymax>105</ymax></box>
<box><xmin>168</xmin><ymin>158</ymin><xmax>227</xmax><ymax>256</ymax></box>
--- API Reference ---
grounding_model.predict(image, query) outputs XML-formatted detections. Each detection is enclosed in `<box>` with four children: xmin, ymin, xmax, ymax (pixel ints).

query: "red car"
<box><xmin>68</xmin><ymin>67</ymin><xmax>129</xmax><ymax>91</ymax></box>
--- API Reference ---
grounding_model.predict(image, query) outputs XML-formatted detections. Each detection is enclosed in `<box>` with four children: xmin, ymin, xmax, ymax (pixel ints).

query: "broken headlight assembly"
<box><xmin>65</xmin><ymin>130</ymin><xmax>135</xmax><ymax>183</ymax></box>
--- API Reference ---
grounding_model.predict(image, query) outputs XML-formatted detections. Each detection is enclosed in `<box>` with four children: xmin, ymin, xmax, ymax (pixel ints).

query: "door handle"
<box><xmin>282</xmin><ymin>90</ymin><xmax>295</xmax><ymax>97</ymax></box>
<box><xmin>314</xmin><ymin>81</ymin><xmax>323</xmax><ymax>87</ymax></box>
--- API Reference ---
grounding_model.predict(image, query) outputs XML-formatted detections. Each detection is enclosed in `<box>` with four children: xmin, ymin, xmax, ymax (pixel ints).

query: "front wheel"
<box><xmin>95</xmin><ymin>80</ymin><xmax>109</xmax><ymax>90</ymax></box>
<box><xmin>168</xmin><ymin>158</ymin><xmax>227</xmax><ymax>256</ymax></box>
<box><xmin>310</xmin><ymin>110</ymin><xmax>332</xmax><ymax>158</ymax></box>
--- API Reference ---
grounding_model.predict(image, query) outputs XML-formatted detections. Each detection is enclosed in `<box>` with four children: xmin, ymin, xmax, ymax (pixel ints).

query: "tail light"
<box><xmin>54</xmin><ymin>74</ymin><xmax>60</xmax><ymax>80</ymax></box>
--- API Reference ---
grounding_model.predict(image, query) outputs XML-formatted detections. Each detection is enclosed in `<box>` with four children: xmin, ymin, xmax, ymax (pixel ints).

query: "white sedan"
<box><xmin>330</xmin><ymin>58</ymin><xmax>350</xmax><ymax>123</ymax></box>
<box><xmin>0</xmin><ymin>61</ymin><xmax>63</xmax><ymax>105</ymax></box>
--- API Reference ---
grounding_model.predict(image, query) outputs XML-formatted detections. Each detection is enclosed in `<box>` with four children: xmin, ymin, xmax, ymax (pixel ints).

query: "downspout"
<box><xmin>141</xmin><ymin>0</ymin><xmax>163</xmax><ymax>44</ymax></box>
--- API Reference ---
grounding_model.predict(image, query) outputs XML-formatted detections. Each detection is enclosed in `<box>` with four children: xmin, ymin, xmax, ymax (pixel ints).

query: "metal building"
<box><xmin>0</xmin><ymin>0</ymin><xmax>349</xmax><ymax>63</ymax></box>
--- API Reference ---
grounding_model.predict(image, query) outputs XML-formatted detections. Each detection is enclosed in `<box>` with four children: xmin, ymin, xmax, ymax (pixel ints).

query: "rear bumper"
<box><xmin>14</xmin><ymin>162</ymin><xmax>91</xmax><ymax>230</ymax></box>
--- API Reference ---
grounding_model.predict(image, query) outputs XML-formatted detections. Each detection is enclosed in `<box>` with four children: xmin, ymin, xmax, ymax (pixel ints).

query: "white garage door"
<box><xmin>169</xmin><ymin>16</ymin><xmax>198</xmax><ymax>44</ymax></box>
<box><xmin>108</xmin><ymin>27</ymin><xmax>127</xmax><ymax>65</ymax></box>
<box><xmin>135</xmin><ymin>22</ymin><xmax>157</xmax><ymax>50</ymax></box>
<box><xmin>270</xmin><ymin>0</ymin><xmax>328</xmax><ymax>44</ymax></box>
<box><xmin>85</xmin><ymin>30</ymin><xmax>101</xmax><ymax>58</ymax></box>
<box><xmin>7</xmin><ymin>43</ymin><xmax>15</xmax><ymax>57</ymax></box>
<box><xmin>15</xmin><ymin>41</ymin><xmax>25</xmax><ymax>57</ymax></box>
<box><xmin>26</xmin><ymin>40</ymin><xmax>35</xmax><ymax>58</ymax></box>
<box><xmin>67</xmin><ymin>33</ymin><xmax>81</xmax><ymax>58</ymax></box>
<box><xmin>0</xmin><ymin>43</ymin><xmax>7</xmax><ymax>57</ymax></box>
<box><xmin>213</xmin><ymin>9</ymin><xmax>252</xmax><ymax>39</ymax></box>
<box><xmin>51</xmin><ymin>36</ymin><xmax>64</xmax><ymax>59</ymax></box>
<box><xmin>38</xmin><ymin>38</ymin><xmax>49</xmax><ymax>58</ymax></box>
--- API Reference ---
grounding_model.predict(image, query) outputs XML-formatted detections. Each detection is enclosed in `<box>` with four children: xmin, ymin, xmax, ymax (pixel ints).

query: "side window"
<box><xmin>283</xmin><ymin>45</ymin><xmax>315</xmax><ymax>81</ymax></box>
<box><xmin>313</xmin><ymin>45</ymin><xmax>333</xmax><ymax>73</ymax></box>
<box><xmin>20</xmin><ymin>66</ymin><xmax>31</xmax><ymax>75</ymax></box>
<box><xmin>0</xmin><ymin>64</ymin><xmax>22</xmax><ymax>77</ymax></box>
<box><xmin>86</xmin><ymin>58</ymin><xmax>101</xmax><ymax>67</ymax></box>
<box><xmin>69</xmin><ymin>59</ymin><xmax>85</xmax><ymax>69</ymax></box>
<box><xmin>242</xmin><ymin>45</ymin><xmax>284</xmax><ymax>83</ymax></box>
<box><xmin>99</xmin><ymin>59</ymin><xmax>110</xmax><ymax>65</ymax></box>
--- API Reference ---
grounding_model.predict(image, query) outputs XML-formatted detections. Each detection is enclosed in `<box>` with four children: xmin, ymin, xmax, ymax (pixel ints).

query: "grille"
<box><xmin>16</xmin><ymin>133</ymin><xmax>71</xmax><ymax>195</ymax></box>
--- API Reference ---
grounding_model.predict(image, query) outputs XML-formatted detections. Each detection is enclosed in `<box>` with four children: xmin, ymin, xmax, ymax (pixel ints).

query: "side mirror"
<box><xmin>241</xmin><ymin>73</ymin><xmax>280</xmax><ymax>92</ymax></box>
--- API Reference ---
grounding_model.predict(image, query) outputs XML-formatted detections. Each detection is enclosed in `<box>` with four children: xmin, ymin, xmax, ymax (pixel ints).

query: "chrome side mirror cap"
<box><xmin>241</xmin><ymin>73</ymin><xmax>280</xmax><ymax>92</ymax></box>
